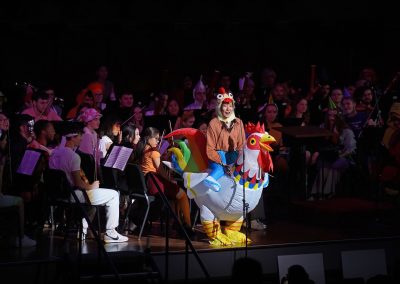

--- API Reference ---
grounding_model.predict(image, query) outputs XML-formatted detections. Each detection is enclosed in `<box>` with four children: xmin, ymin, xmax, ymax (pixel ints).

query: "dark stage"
<box><xmin>1</xmin><ymin>197</ymin><xmax>400</xmax><ymax>283</ymax></box>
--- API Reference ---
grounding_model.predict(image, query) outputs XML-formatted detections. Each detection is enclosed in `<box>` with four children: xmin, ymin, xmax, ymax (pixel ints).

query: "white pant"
<box><xmin>73</xmin><ymin>188</ymin><xmax>119</xmax><ymax>231</ymax></box>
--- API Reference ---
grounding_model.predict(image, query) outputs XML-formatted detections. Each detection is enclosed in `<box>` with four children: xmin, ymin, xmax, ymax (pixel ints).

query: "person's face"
<box><xmin>182</xmin><ymin>116</ymin><xmax>195</xmax><ymax>128</ymax></box>
<box><xmin>94</xmin><ymin>92</ymin><xmax>104</xmax><ymax>103</ymax></box>
<box><xmin>362</xmin><ymin>89</ymin><xmax>373</xmax><ymax>104</ymax></box>
<box><xmin>272</xmin><ymin>85</ymin><xmax>286</xmax><ymax>100</ymax></box>
<box><xmin>133</xmin><ymin>128</ymin><xmax>140</xmax><ymax>145</ymax></box>
<box><xmin>296</xmin><ymin>99</ymin><xmax>308</xmax><ymax>114</ymax></box>
<box><xmin>244</xmin><ymin>81</ymin><xmax>255</xmax><ymax>95</ymax></box>
<box><xmin>198</xmin><ymin>123</ymin><xmax>207</xmax><ymax>136</ymax></box>
<box><xmin>148</xmin><ymin>134</ymin><xmax>160</xmax><ymax>148</ymax></box>
<box><xmin>221</xmin><ymin>76</ymin><xmax>231</xmax><ymax>89</ymax></box>
<box><xmin>97</xmin><ymin>66</ymin><xmax>108</xmax><ymax>80</ymax></box>
<box><xmin>261</xmin><ymin>73</ymin><xmax>276</xmax><ymax>87</ymax></box>
<box><xmin>342</xmin><ymin>99</ymin><xmax>356</xmax><ymax>115</ymax></box>
<box><xmin>83</xmin><ymin>95</ymin><xmax>94</xmax><ymax>106</ymax></box>
<box><xmin>112</xmin><ymin>123</ymin><xmax>121</xmax><ymax>136</ymax></box>
<box><xmin>265</xmin><ymin>105</ymin><xmax>278</xmax><ymax>123</ymax></box>
<box><xmin>327</xmin><ymin>109</ymin><xmax>338</xmax><ymax>123</ymax></box>
<box><xmin>360</xmin><ymin>68</ymin><xmax>375</xmax><ymax>82</ymax></box>
<box><xmin>72</xmin><ymin>134</ymin><xmax>82</xmax><ymax>147</ymax></box>
<box><xmin>34</xmin><ymin>98</ymin><xmax>49</xmax><ymax>113</ymax></box>
<box><xmin>183</xmin><ymin>78</ymin><xmax>192</xmax><ymax>89</ymax></box>
<box><xmin>45</xmin><ymin>90</ymin><xmax>55</xmax><ymax>105</ymax></box>
<box><xmin>221</xmin><ymin>102</ymin><xmax>234</xmax><ymax>119</ymax></box>
<box><xmin>391</xmin><ymin>115</ymin><xmax>400</xmax><ymax>129</ymax></box>
<box><xmin>330</xmin><ymin>89</ymin><xmax>343</xmax><ymax>104</ymax></box>
<box><xmin>133</xmin><ymin>107</ymin><xmax>143</xmax><ymax>121</ymax></box>
<box><xmin>167</xmin><ymin>100</ymin><xmax>180</xmax><ymax>116</ymax></box>
<box><xmin>87</xmin><ymin>117</ymin><xmax>101</xmax><ymax>130</ymax></box>
<box><xmin>0</xmin><ymin>114</ymin><xmax>9</xmax><ymax>130</ymax></box>
<box><xmin>208</xmin><ymin>98</ymin><xmax>217</xmax><ymax>110</ymax></box>
<box><xmin>120</xmin><ymin>94</ymin><xmax>134</xmax><ymax>108</ymax></box>
<box><xmin>194</xmin><ymin>90</ymin><xmax>206</xmax><ymax>103</ymax></box>
<box><xmin>321</xmin><ymin>84</ymin><xmax>331</xmax><ymax>96</ymax></box>
<box><xmin>45</xmin><ymin>123</ymin><xmax>56</xmax><ymax>141</ymax></box>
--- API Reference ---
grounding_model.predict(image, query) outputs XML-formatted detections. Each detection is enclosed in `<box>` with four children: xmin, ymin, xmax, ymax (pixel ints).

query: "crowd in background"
<box><xmin>1</xmin><ymin>64</ymin><xmax>400</xmax><ymax>246</ymax></box>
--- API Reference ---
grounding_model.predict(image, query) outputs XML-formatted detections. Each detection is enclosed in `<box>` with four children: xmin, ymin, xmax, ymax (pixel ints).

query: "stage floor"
<box><xmin>2</xmin><ymin>208</ymin><xmax>400</xmax><ymax>259</ymax></box>
<box><xmin>1</xmin><ymin>198</ymin><xmax>400</xmax><ymax>282</ymax></box>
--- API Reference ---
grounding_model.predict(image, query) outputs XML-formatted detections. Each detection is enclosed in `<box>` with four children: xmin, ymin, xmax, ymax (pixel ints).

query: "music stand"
<box><xmin>274</xmin><ymin>126</ymin><xmax>332</xmax><ymax>200</ymax></box>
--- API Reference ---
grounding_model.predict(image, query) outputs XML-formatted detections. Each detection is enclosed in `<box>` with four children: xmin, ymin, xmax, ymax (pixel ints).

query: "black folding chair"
<box><xmin>43</xmin><ymin>169</ymin><xmax>103</xmax><ymax>241</ymax></box>
<box><xmin>124</xmin><ymin>163</ymin><xmax>158</xmax><ymax>240</ymax></box>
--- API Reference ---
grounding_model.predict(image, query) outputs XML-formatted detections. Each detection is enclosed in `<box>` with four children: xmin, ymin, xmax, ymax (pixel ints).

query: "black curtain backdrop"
<box><xmin>1</xmin><ymin>1</ymin><xmax>399</xmax><ymax>111</ymax></box>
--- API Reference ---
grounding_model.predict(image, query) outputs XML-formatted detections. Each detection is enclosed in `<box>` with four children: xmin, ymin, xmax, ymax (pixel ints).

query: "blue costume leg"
<box><xmin>204</xmin><ymin>151</ymin><xmax>227</xmax><ymax>192</ymax></box>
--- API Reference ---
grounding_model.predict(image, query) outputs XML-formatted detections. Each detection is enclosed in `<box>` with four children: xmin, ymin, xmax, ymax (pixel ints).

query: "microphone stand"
<box><xmin>238</xmin><ymin>119</ymin><xmax>249</xmax><ymax>256</ymax></box>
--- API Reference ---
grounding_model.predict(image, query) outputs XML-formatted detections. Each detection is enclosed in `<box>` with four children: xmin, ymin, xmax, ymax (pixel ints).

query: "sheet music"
<box><xmin>17</xmin><ymin>149</ymin><xmax>41</xmax><ymax>175</ymax></box>
<box><xmin>159</xmin><ymin>140</ymin><xmax>170</xmax><ymax>156</ymax></box>
<box><xmin>104</xmin><ymin>146</ymin><xmax>133</xmax><ymax>171</ymax></box>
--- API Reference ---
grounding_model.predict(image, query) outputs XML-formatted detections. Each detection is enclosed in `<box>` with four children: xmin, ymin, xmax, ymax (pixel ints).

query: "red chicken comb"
<box><xmin>245</xmin><ymin>122</ymin><xmax>265</xmax><ymax>134</ymax></box>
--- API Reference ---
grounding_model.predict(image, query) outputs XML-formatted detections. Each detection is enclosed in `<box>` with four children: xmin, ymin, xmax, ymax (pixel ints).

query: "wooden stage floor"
<box><xmin>1</xmin><ymin>198</ymin><xmax>400</xmax><ymax>283</ymax></box>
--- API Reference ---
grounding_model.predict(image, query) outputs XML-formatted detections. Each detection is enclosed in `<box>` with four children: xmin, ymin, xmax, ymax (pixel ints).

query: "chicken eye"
<box><xmin>217</xmin><ymin>94</ymin><xmax>223</xmax><ymax>100</ymax></box>
<box><xmin>249</xmin><ymin>138</ymin><xmax>256</xmax><ymax>145</ymax></box>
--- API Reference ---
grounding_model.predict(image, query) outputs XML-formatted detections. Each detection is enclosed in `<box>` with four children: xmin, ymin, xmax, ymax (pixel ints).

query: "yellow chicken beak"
<box><xmin>259</xmin><ymin>133</ymin><xmax>276</xmax><ymax>152</ymax></box>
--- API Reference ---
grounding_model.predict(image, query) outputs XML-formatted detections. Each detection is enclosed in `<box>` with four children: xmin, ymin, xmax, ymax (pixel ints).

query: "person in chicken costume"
<box><xmin>164</xmin><ymin>88</ymin><xmax>276</xmax><ymax>246</ymax></box>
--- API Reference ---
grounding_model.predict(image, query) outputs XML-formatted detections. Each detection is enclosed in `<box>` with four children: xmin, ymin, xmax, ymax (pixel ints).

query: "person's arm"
<box><xmin>206</xmin><ymin>121</ymin><xmax>222</xmax><ymax>164</ymax></box>
<box><xmin>71</xmin><ymin>170</ymin><xmax>99</xmax><ymax>191</ymax></box>
<box><xmin>152</xmin><ymin>153</ymin><xmax>161</xmax><ymax>169</ymax></box>
<box><xmin>339</xmin><ymin>128</ymin><xmax>357</xmax><ymax>158</ymax></box>
<box><xmin>236</xmin><ymin>119</ymin><xmax>246</xmax><ymax>150</ymax></box>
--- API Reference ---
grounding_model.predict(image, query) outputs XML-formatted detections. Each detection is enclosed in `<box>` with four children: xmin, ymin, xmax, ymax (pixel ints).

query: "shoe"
<box><xmin>15</xmin><ymin>235</ymin><xmax>37</xmax><ymax>248</ymax></box>
<box><xmin>203</xmin><ymin>176</ymin><xmax>221</xmax><ymax>192</ymax></box>
<box><xmin>77</xmin><ymin>228</ymin><xmax>87</xmax><ymax>240</ymax></box>
<box><xmin>104</xmin><ymin>230</ymin><xmax>129</xmax><ymax>243</ymax></box>
<box><xmin>245</xmin><ymin>219</ymin><xmax>267</xmax><ymax>230</ymax></box>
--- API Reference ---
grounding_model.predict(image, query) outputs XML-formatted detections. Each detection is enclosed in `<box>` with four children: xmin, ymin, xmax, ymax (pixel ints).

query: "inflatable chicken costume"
<box><xmin>164</xmin><ymin>122</ymin><xmax>275</xmax><ymax>246</ymax></box>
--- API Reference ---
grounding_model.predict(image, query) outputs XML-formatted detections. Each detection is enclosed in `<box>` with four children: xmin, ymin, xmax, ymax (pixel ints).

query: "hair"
<box><xmin>32</xmin><ymin>90</ymin><xmax>50</xmax><ymax>101</ymax></box>
<box><xmin>33</xmin><ymin>119</ymin><xmax>52</xmax><ymax>138</ymax></box>
<box><xmin>286</xmin><ymin>264</ymin><xmax>312</xmax><ymax>284</ymax></box>
<box><xmin>63</xmin><ymin>122</ymin><xmax>84</xmax><ymax>140</ymax></box>
<box><xmin>133</xmin><ymin>127</ymin><xmax>160</xmax><ymax>165</ymax></box>
<box><xmin>121</xmin><ymin>124</ymin><xmax>139</xmax><ymax>147</ymax></box>
<box><xmin>99</xmin><ymin>116</ymin><xmax>121</xmax><ymax>141</ymax></box>
<box><xmin>231</xmin><ymin>257</ymin><xmax>263</xmax><ymax>281</ymax></box>
<box><xmin>195</xmin><ymin>119</ymin><xmax>208</xmax><ymax>129</ymax></box>
<box><xmin>323</xmin><ymin>109</ymin><xmax>349</xmax><ymax>133</ymax></box>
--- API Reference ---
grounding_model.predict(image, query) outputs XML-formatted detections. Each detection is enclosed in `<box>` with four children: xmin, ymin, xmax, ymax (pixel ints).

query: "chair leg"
<box><xmin>192</xmin><ymin>209</ymin><xmax>199</xmax><ymax>230</ymax></box>
<box><xmin>120</xmin><ymin>199</ymin><xmax>135</xmax><ymax>232</ymax></box>
<box><xmin>50</xmin><ymin>205</ymin><xmax>55</xmax><ymax>231</ymax></box>
<box><xmin>138</xmin><ymin>201</ymin><xmax>150</xmax><ymax>240</ymax></box>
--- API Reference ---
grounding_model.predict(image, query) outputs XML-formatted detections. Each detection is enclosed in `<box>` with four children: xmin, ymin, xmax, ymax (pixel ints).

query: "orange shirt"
<box><xmin>206</xmin><ymin>117</ymin><xmax>246</xmax><ymax>164</ymax></box>
<box><xmin>140</xmin><ymin>146</ymin><xmax>160</xmax><ymax>175</ymax></box>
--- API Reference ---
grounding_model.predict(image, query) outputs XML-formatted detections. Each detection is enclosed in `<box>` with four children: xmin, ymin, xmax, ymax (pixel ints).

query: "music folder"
<box><xmin>16</xmin><ymin>149</ymin><xmax>42</xmax><ymax>176</ymax></box>
<box><xmin>103</xmin><ymin>145</ymin><xmax>133</xmax><ymax>171</ymax></box>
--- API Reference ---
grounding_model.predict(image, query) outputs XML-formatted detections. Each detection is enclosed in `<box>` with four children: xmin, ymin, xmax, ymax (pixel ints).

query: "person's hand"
<box><xmin>118</xmin><ymin>130</ymin><xmax>122</xmax><ymax>144</ymax></box>
<box><xmin>223</xmin><ymin>164</ymin><xmax>232</xmax><ymax>176</ymax></box>
<box><xmin>90</xmin><ymin>180</ymin><xmax>100</xmax><ymax>190</ymax></box>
